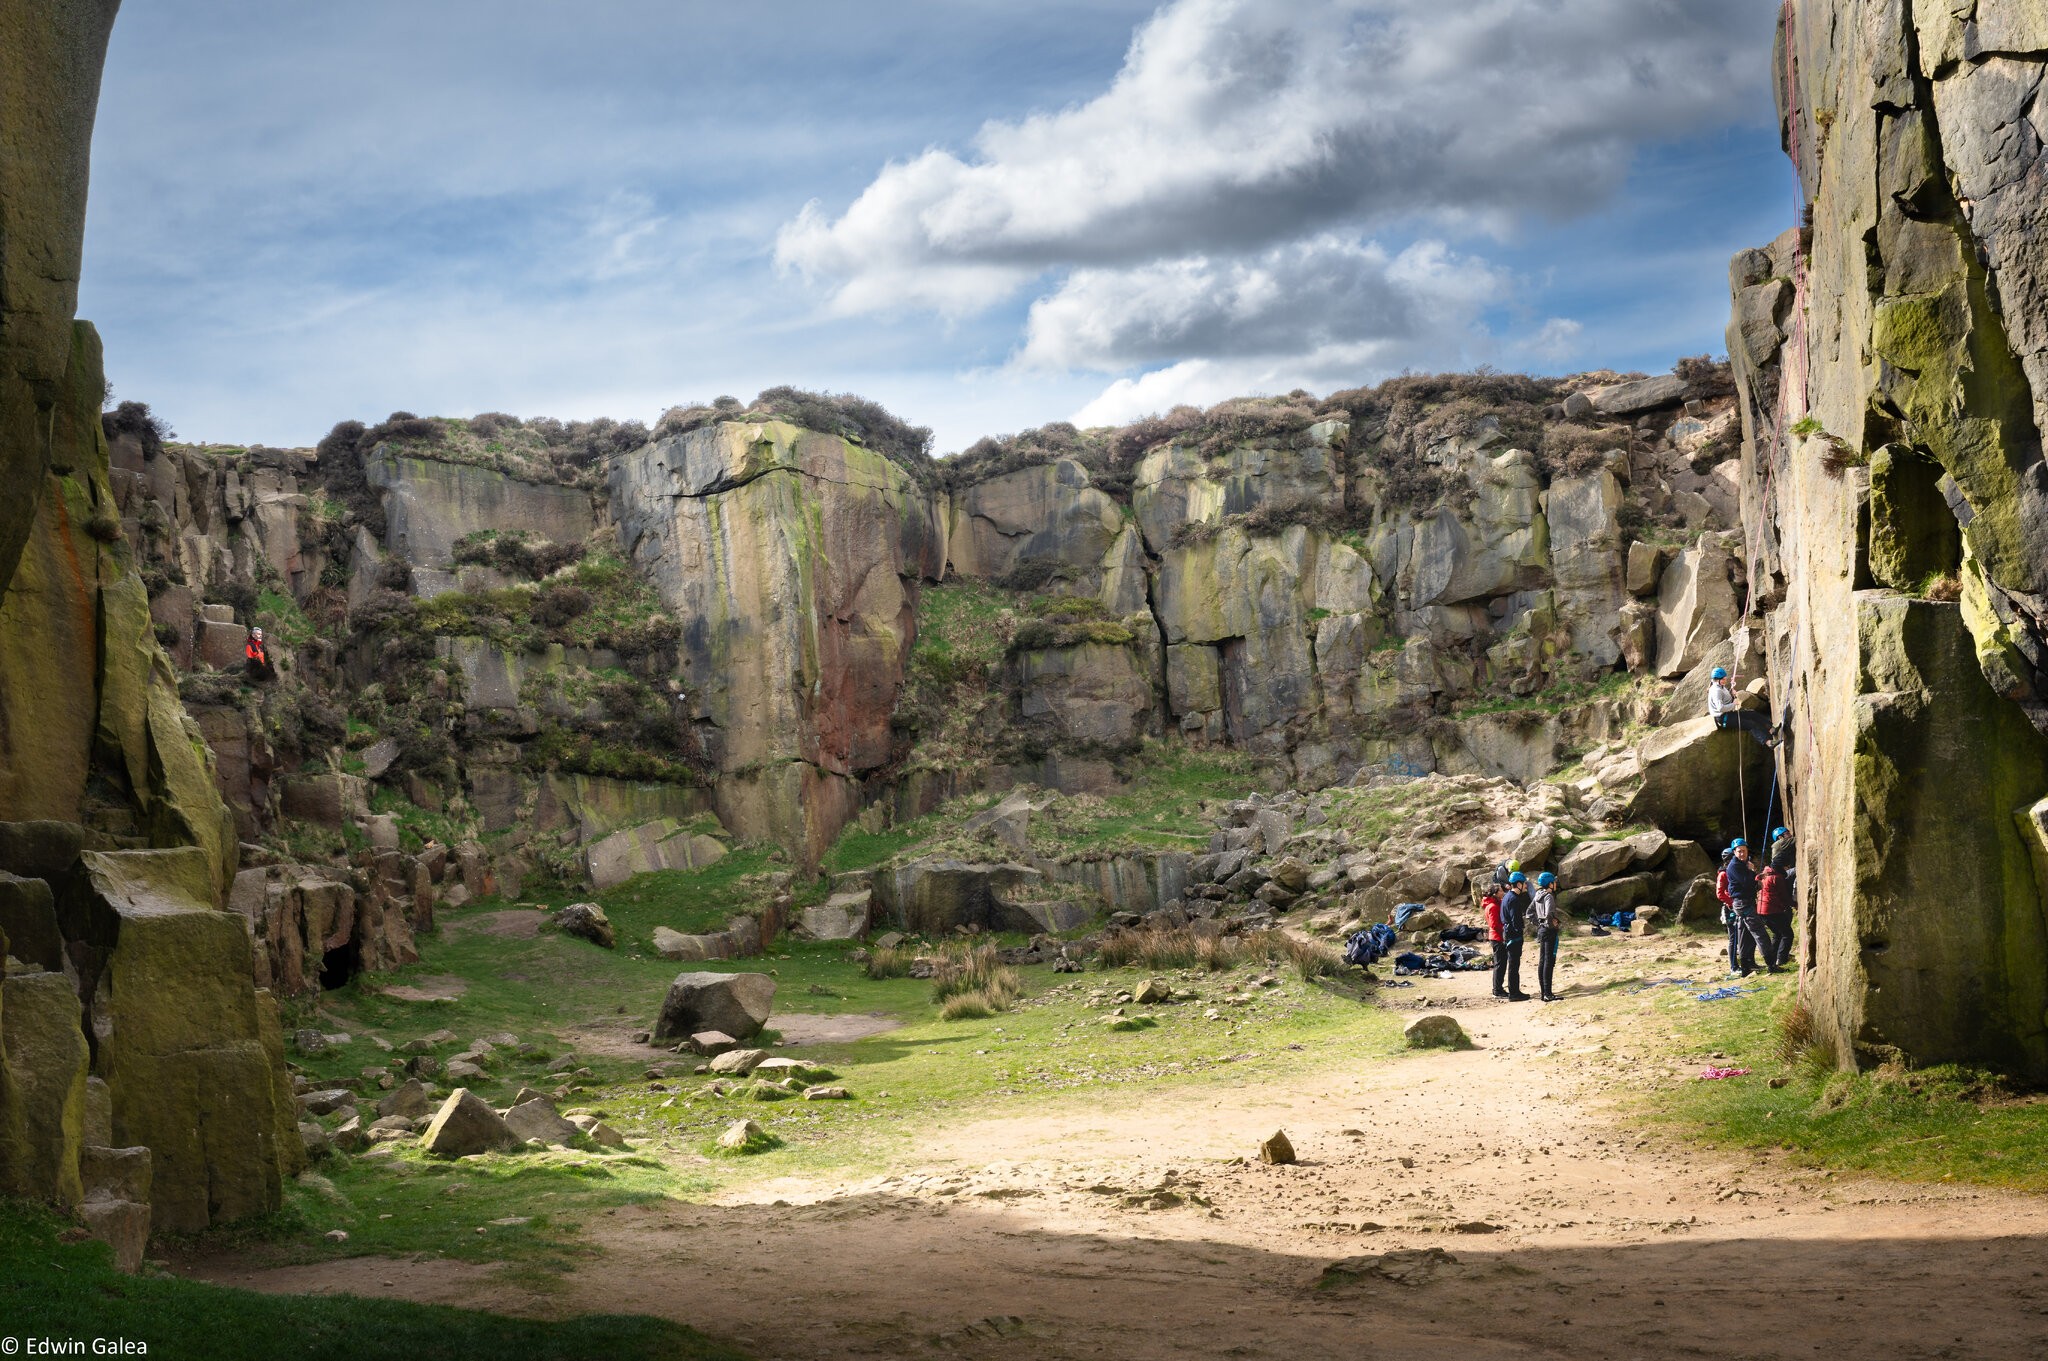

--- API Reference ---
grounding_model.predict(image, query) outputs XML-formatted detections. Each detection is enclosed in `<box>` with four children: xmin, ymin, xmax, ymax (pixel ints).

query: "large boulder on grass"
<box><xmin>419</xmin><ymin>1089</ymin><xmax>516</xmax><ymax>1156</ymax></box>
<box><xmin>555</xmin><ymin>902</ymin><xmax>615</xmax><ymax>949</ymax></box>
<box><xmin>503</xmin><ymin>1097</ymin><xmax>579</xmax><ymax>1147</ymax></box>
<box><xmin>653</xmin><ymin>971</ymin><xmax>776</xmax><ymax>1044</ymax></box>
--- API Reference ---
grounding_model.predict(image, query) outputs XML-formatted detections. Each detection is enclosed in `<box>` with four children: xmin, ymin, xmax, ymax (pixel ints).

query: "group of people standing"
<box><xmin>1479</xmin><ymin>861</ymin><xmax>1563</xmax><ymax>1003</ymax></box>
<box><xmin>1718</xmin><ymin>827</ymin><xmax>1795</xmax><ymax>975</ymax></box>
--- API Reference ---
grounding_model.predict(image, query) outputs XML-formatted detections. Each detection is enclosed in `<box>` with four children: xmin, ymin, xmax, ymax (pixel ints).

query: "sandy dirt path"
<box><xmin>187</xmin><ymin>935</ymin><xmax>2048</xmax><ymax>1359</ymax></box>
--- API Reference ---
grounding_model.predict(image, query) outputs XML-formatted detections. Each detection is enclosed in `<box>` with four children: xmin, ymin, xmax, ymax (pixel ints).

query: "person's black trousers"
<box><xmin>1759</xmin><ymin>914</ymin><xmax>1794</xmax><ymax>969</ymax></box>
<box><xmin>1734</xmin><ymin>910</ymin><xmax>1772</xmax><ymax>973</ymax></box>
<box><xmin>1715</xmin><ymin>710</ymin><xmax>1775</xmax><ymax>749</ymax></box>
<box><xmin>1492</xmin><ymin>939</ymin><xmax>1525</xmax><ymax>997</ymax></box>
<box><xmin>1536</xmin><ymin>930</ymin><xmax>1560</xmax><ymax>997</ymax></box>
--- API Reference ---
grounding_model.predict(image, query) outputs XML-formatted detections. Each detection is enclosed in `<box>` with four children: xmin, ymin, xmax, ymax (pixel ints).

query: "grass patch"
<box><xmin>0</xmin><ymin>1200</ymin><xmax>736</xmax><ymax>1361</ymax></box>
<box><xmin>1632</xmin><ymin>978</ymin><xmax>2048</xmax><ymax>1192</ymax></box>
<box><xmin>929</xmin><ymin>942</ymin><xmax>1022</xmax><ymax>1013</ymax></box>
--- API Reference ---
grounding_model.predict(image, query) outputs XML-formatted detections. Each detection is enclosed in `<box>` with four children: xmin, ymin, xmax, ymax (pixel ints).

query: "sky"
<box><xmin>81</xmin><ymin>0</ymin><xmax>1794</xmax><ymax>457</ymax></box>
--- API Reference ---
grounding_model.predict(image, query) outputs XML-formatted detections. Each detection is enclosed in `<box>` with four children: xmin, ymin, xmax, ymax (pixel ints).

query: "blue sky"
<box><xmin>81</xmin><ymin>0</ymin><xmax>1791</xmax><ymax>455</ymax></box>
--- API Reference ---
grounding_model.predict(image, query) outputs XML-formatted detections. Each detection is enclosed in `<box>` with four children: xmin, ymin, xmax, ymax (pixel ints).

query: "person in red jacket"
<box><xmin>244</xmin><ymin>626</ymin><xmax>273</xmax><ymax>681</ymax></box>
<box><xmin>1483</xmin><ymin>890</ymin><xmax>1506</xmax><ymax>995</ymax></box>
<box><xmin>1756</xmin><ymin>865</ymin><xmax>1793</xmax><ymax>972</ymax></box>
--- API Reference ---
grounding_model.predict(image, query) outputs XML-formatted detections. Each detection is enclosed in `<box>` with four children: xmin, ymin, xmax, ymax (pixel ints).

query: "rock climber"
<box><xmin>1769</xmin><ymin>825</ymin><xmax>1795</xmax><ymax>876</ymax></box>
<box><xmin>1723</xmin><ymin>842</ymin><xmax>1773</xmax><ymax>977</ymax></box>
<box><xmin>1490</xmin><ymin>857</ymin><xmax>1521</xmax><ymax>894</ymax></box>
<box><xmin>1492</xmin><ymin>871</ymin><xmax>1531</xmax><ymax>1002</ymax></box>
<box><xmin>1716</xmin><ymin>843</ymin><xmax>1752</xmax><ymax>976</ymax></box>
<box><xmin>1530</xmin><ymin>870</ymin><xmax>1563</xmax><ymax>1002</ymax></box>
<box><xmin>1756</xmin><ymin>861</ymin><xmax>1793</xmax><ymax>972</ymax></box>
<box><xmin>244</xmin><ymin>626</ymin><xmax>273</xmax><ymax>681</ymax></box>
<box><xmin>1706</xmin><ymin>666</ymin><xmax>1776</xmax><ymax>748</ymax></box>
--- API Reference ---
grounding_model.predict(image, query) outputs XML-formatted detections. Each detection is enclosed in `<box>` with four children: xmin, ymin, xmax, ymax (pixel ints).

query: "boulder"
<box><xmin>1625</xmin><ymin>542</ymin><xmax>1668</xmax><ymax>598</ymax></box>
<box><xmin>556</xmin><ymin>902</ymin><xmax>615</xmax><ymax>949</ymax></box>
<box><xmin>1622</xmin><ymin>830</ymin><xmax>1672</xmax><ymax>869</ymax></box>
<box><xmin>717</xmin><ymin>1118</ymin><xmax>767</xmax><ymax>1151</ymax></box>
<box><xmin>1627</xmin><ymin>716</ymin><xmax>1775</xmax><ymax>844</ymax></box>
<box><xmin>1403</xmin><ymin>1014</ymin><xmax>1471</xmax><ymax>1049</ymax></box>
<box><xmin>1258</xmin><ymin>1130</ymin><xmax>1297</xmax><ymax>1165</ymax></box>
<box><xmin>1568</xmin><ymin>874</ymin><xmax>1661</xmax><ymax>916</ymax></box>
<box><xmin>1671</xmin><ymin>875</ymin><xmax>1723</xmax><ymax>926</ymax></box>
<box><xmin>707</xmin><ymin>1048</ymin><xmax>769</xmax><ymax>1076</ymax></box>
<box><xmin>79</xmin><ymin>1146</ymin><xmax>152</xmax><ymax>1274</ymax></box>
<box><xmin>1664</xmin><ymin>839</ymin><xmax>1715</xmax><ymax>883</ymax></box>
<box><xmin>376</xmin><ymin>1080</ymin><xmax>432</xmax><ymax>1120</ymax></box>
<box><xmin>962</xmin><ymin>789</ymin><xmax>1041</xmax><ymax>852</ymax></box>
<box><xmin>503</xmin><ymin>1098</ymin><xmax>579</xmax><ymax>1147</ymax></box>
<box><xmin>653</xmin><ymin>972</ymin><xmax>777</xmax><ymax>1044</ymax></box>
<box><xmin>800</xmin><ymin>890</ymin><xmax>871</xmax><ymax>941</ymax></box>
<box><xmin>1133</xmin><ymin>979</ymin><xmax>1172</xmax><ymax>1005</ymax></box>
<box><xmin>688</xmin><ymin>1031</ymin><xmax>739</xmax><ymax>1056</ymax></box>
<box><xmin>652</xmin><ymin>926</ymin><xmax>734</xmax><ymax>961</ymax></box>
<box><xmin>419</xmin><ymin>1089</ymin><xmax>517</xmax><ymax>1156</ymax></box>
<box><xmin>1587</xmin><ymin>374</ymin><xmax>1689</xmax><ymax>415</ymax></box>
<box><xmin>566</xmin><ymin>1114</ymin><xmax>625</xmax><ymax>1148</ymax></box>
<box><xmin>1556</xmin><ymin>840</ymin><xmax>1635</xmax><ymax>889</ymax></box>
<box><xmin>1268</xmin><ymin>857</ymin><xmax>1311</xmax><ymax>894</ymax></box>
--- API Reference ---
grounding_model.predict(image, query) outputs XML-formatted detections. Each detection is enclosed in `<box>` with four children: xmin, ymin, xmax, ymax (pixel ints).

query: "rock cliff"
<box><xmin>0</xmin><ymin>0</ymin><xmax>300</xmax><ymax>1253</ymax></box>
<box><xmin>1730</xmin><ymin>0</ymin><xmax>2048</xmax><ymax>1076</ymax></box>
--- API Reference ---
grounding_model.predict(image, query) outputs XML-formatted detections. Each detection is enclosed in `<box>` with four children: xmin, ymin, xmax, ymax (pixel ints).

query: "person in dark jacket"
<box><xmin>1723</xmin><ymin>844</ymin><xmax>1770</xmax><ymax>977</ymax></box>
<box><xmin>1756</xmin><ymin>865</ymin><xmax>1793</xmax><ymax>972</ymax></box>
<box><xmin>1530</xmin><ymin>871</ymin><xmax>1563</xmax><ymax>1002</ymax></box>
<box><xmin>1716</xmin><ymin>845</ymin><xmax>1748</xmax><ymax>975</ymax></box>
<box><xmin>1492</xmin><ymin>872</ymin><xmax>1531</xmax><ymax>1001</ymax></box>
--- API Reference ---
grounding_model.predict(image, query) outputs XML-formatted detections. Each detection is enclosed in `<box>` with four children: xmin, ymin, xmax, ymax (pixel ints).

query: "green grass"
<box><xmin>908</xmin><ymin>580</ymin><xmax>1012</xmax><ymax>685</ymax></box>
<box><xmin>256</xmin><ymin>587</ymin><xmax>316</xmax><ymax>647</ymax></box>
<box><xmin>253</xmin><ymin>836</ymin><xmax>1410</xmax><ymax>1267</ymax></box>
<box><xmin>1453</xmin><ymin>670</ymin><xmax>1638</xmax><ymax>720</ymax></box>
<box><xmin>1631</xmin><ymin>977</ymin><xmax>2048</xmax><ymax>1192</ymax></box>
<box><xmin>0</xmin><ymin>1199</ymin><xmax>740</xmax><ymax>1361</ymax></box>
<box><xmin>1021</xmin><ymin>742</ymin><xmax>1266</xmax><ymax>855</ymax></box>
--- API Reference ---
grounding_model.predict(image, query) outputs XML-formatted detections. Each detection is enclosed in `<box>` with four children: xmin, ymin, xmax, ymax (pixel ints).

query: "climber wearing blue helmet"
<box><xmin>1492</xmin><ymin>871</ymin><xmax>1532</xmax><ymax>1001</ymax></box>
<box><xmin>1707</xmin><ymin>664</ymin><xmax>1780</xmax><ymax>749</ymax></box>
<box><xmin>1770</xmin><ymin>825</ymin><xmax>1795</xmax><ymax>873</ymax></box>
<box><xmin>1530</xmin><ymin>871</ymin><xmax>1564</xmax><ymax>1001</ymax></box>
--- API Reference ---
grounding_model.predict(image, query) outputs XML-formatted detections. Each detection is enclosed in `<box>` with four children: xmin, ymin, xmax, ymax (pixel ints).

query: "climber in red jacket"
<box><xmin>244</xmin><ymin>626</ymin><xmax>273</xmax><ymax>681</ymax></box>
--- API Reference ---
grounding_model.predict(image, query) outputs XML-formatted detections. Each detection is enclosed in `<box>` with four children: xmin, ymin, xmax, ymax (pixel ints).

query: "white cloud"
<box><xmin>777</xmin><ymin>0</ymin><xmax>1775</xmax><ymax>316</ymax></box>
<box><xmin>1020</xmin><ymin>234</ymin><xmax>1506</xmax><ymax>372</ymax></box>
<box><xmin>1520</xmin><ymin>317</ymin><xmax>1586</xmax><ymax>362</ymax></box>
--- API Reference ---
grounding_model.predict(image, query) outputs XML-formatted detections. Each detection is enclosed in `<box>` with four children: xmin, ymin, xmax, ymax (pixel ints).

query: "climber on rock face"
<box><xmin>1707</xmin><ymin>666</ymin><xmax>1777</xmax><ymax>749</ymax></box>
<box><xmin>244</xmin><ymin>625</ymin><xmax>273</xmax><ymax>682</ymax></box>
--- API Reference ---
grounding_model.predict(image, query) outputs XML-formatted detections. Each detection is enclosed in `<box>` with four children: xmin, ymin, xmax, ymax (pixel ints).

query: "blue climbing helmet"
<box><xmin>1771</xmin><ymin>826</ymin><xmax>1788</xmax><ymax>842</ymax></box>
<box><xmin>1711</xmin><ymin>666</ymin><xmax>1729</xmax><ymax>680</ymax></box>
<box><xmin>1730</xmin><ymin>838</ymin><xmax>1747</xmax><ymax>849</ymax></box>
<box><xmin>1537</xmin><ymin>871</ymin><xmax>1556</xmax><ymax>888</ymax></box>
<box><xmin>1508</xmin><ymin>871</ymin><xmax>1527</xmax><ymax>884</ymax></box>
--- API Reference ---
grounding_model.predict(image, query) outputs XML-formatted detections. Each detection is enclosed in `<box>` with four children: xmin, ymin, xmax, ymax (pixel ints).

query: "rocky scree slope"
<box><xmin>1729</xmin><ymin>0</ymin><xmax>2048</xmax><ymax>1080</ymax></box>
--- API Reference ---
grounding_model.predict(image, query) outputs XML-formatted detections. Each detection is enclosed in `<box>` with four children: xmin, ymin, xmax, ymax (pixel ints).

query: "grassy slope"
<box><xmin>1</xmin><ymin>1201</ymin><xmax>739</xmax><ymax>1361</ymax></box>
<box><xmin>1625</xmin><ymin>969</ymin><xmax>2048</xmax><ymax>1192</ymax></box>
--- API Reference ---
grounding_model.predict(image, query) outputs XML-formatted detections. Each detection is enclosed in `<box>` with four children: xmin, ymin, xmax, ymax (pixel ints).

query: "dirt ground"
<box><xmin>190</xmin><ymin>934</ymin><xmax>2048</xmax><ymax>1360</ymax></box>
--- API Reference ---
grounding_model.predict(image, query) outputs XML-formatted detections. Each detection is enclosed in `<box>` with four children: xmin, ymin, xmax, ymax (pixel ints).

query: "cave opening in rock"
<box><xmin>319</xmin><ymin>932</ymin><xmax>362</xmax><ymax>991</ymax></box>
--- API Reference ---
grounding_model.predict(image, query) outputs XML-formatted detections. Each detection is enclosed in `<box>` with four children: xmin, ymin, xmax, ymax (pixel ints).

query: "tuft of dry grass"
<box><xmin>864</xmin><ymin>945</ymin><xmax>913</xmax><ymax>980</ymax></box>
<box><xmin>930</xmin><ymin>941</ymin><xmax>1021</xmax><ymax>1015</ymax></box>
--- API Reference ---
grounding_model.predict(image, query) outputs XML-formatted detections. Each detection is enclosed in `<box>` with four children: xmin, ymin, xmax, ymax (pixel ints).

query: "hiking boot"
<box><xmin>1508</xmin><ymin>992</ymin><xmax>1531</xmax><ymax>1001</ymax></box>
<box><xmin>1492</xmin><ymin>990</ymin><xmax>1508</xmax><ymax>999</ymax></box>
